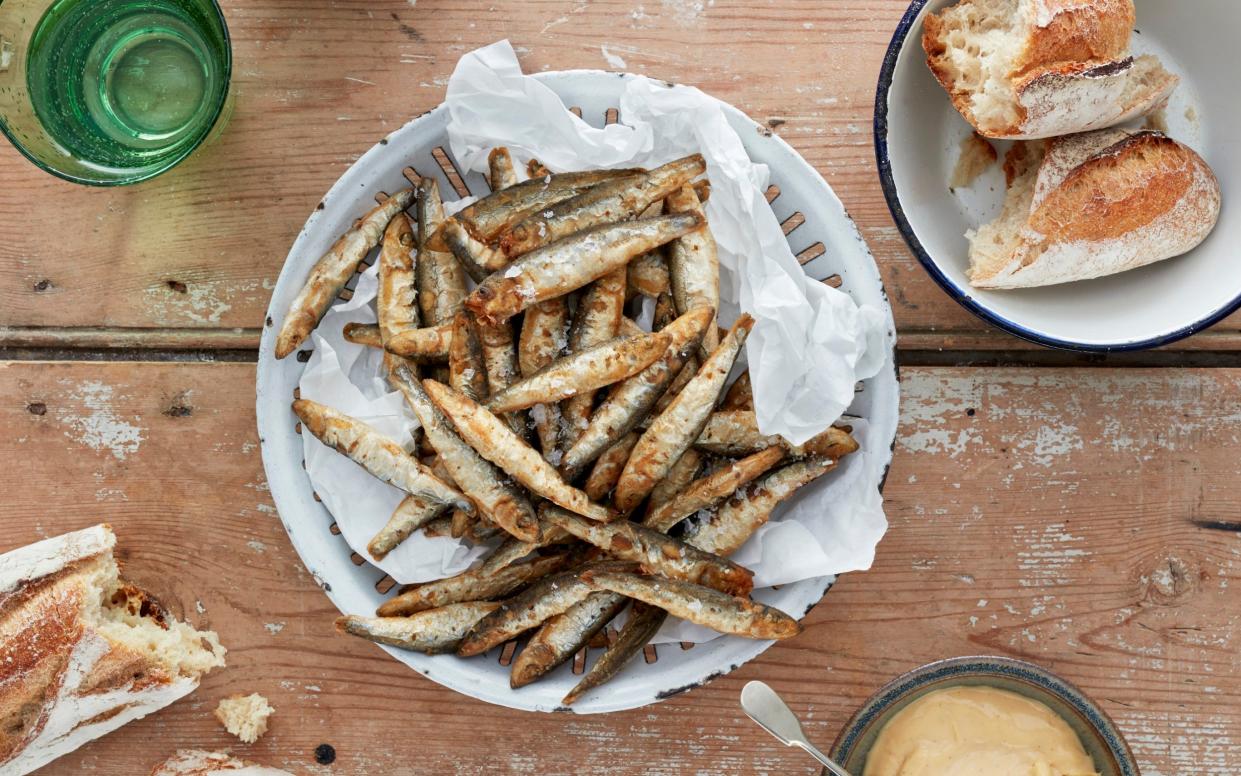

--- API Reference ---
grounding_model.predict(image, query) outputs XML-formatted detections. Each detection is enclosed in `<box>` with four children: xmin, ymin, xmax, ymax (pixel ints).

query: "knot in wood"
<box><xmin>1146</xmin><ymin>553</ymin><xmax>1197</xmax><ymax>606</ymax></box>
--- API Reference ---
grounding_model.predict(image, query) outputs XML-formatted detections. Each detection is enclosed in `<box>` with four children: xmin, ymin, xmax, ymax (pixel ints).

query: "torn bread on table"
<box><xmin>0</xmin><ymin>524</ymin><xmax>225</xmax><ymax>775</ymax></box>
<box><xmin>149</xmin><ymin>750</ymin><xmax>293</xmax><ymax>776</ymax></box>
<box><xmin>923</xmin><ymin>0</ymin><xmax>1178</xmax><ymax>139</ymax></box>
<box><xmin>276</xmin><ymin>145</ymin><xmax>871</xmax><ymax>702</ymax></box>
<box><xmin>968</xmin><ymin>129</ymin><xmax>1221</xmax><ymax>289</ymax></box>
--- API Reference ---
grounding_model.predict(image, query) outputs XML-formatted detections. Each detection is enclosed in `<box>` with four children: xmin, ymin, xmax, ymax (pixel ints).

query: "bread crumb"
<box><xmin>214</xmin><ymin>693</ymin><xmax>274</xmax><ymax>744</ymax></box>
<box><xmin>950</xmin><ymin>132</ymin><xmax>998</xmax><ymax>189</ymax></box>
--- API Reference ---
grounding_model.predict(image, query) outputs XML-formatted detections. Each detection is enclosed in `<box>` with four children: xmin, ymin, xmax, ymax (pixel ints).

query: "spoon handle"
<box><xmin>793</xmin><ymin>740</ymin><xmax>852</xmax><ymax>776</ymax></box>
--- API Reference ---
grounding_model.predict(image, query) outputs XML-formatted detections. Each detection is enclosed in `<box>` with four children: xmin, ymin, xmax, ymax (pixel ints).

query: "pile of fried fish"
<box><xmin>275</xmin><ymin>148</ymin><xmax>859</xmax><ymax>704</ymax></box>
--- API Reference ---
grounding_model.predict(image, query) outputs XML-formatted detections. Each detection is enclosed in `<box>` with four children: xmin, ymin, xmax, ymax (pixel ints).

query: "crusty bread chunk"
<box><xmin>214</xmin><ymin>693</ymin><xmax>275</xmax><ymax>744</ymax></box>
<box><xmin>150</xmin><ymin>749</ymin><xmax>293</xmax><ymax>775</ymax></box>
<box><xmin>968</xmin><ymin>130</ymin><xmax>1222</xmax><ymax>288</ymax></box>
<box><xmin>924</xmin><ymin>0</ymin><xmax>1178</xmax><ymax>139</ymax></box>
<box><xmin>0</xmin><ymin>525</ymin><xmax>226</xmax><ymax>775</ymax></box>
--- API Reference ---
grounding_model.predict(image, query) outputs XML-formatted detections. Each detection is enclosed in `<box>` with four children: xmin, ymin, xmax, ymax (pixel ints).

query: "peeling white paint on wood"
<box><xmin>56</xmin><ymin>380</ymin><xmax>144</xmax><ymax>460</ymax></box>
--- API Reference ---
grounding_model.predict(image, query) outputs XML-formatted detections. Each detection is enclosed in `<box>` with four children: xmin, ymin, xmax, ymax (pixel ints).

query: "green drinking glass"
<box><xmin>0</xmin><ymin>0</ymin><xmax>231</xmax><ymax>185</ymax></box>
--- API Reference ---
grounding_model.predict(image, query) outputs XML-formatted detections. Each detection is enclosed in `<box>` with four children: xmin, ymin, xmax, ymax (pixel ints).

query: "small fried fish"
<box><xmin>559</xmin><ymin>268</ymin><xmax>628</xmax><ymax>452</ymax></box>
<box><xmin>665</xmin><ymin>183</ymin><xmax>721</xmax><ymax>357</ymax></box>
<box><xmin>384</xmin><ymin>320</ymin><xmax>454</xmax><ymax>361</ymax></box>
<box><xmin>465</xmin><ymin>214</ymin><xmax>702</xmax><ymax>325</ymax></box>
<box><xmin>428</xmin><ymin>169</ymin><xmax>642</xmax><ymax>251</ymax></box>
<box><xmin>541</xmin><ymin>506</ymin><xmax>753</xmax><ymax>596</ymax></box>
<box><xmin>695</xmin><ymin>410</ymin><xmax>859</xmax><ymax>458</ymax></box>
<box><xmin>422</xmin><ymin>381</ymin><xmax>614</xmax><ymax>523</ymax></box>
<box><xmin>562</xmin><ymin>602</ymin><xmax>666</xmax><ymax>705</ymax></box>
<box><xmin>475</xmin><ymin>529</ymin><xmax>573</xmax><ymax>577</ymax></box>
<box><xmin>498</xmin><ymin>155</ymin><xmax>706</xmax><ymax>257</ymax></box>
<box><xmin>377</xmin><ymin>553</ymin><xmax>572</xmax><ymax>617</ymax></box>
<box><xmin>476</xmin><ymin>318</ymin><xmax>528</xmax><ymax>438</ymax></box>
<box><xmin>448</xmin><ymin>312</ymin><xmax>490</xmax><ymax>403</ymax></box>
<box><xmin>456</xmin><ymin>567</ymin><xmax>621</xmax><ymax>657</ymax></box>
<box><xmin>488</xmin><ymin>332</ymin><xmax>670</xmax><ymax>414</ymax></box>
<box><xmin>509</xmin><ymin>591</ymin><xmax>627</xmax><ymax>689</ymax></box>
<box><xmin>343</xmin><ymin>322</ymin><xmax>382</xmax><ymax>349</ymax></box>
<box><xmin>559</xmin><ymin>306</ymin><xmax>712</xmax><ymax>481</ymax></box>
<box><xmin>686</xmin><ymin>456</ymin><xmax>839</xmax><ymax>556</ymax></box>
<box><xmin>643</xmin><ymin>446</ymin><xmax>786</xmax><ymax>533</ymax></box>
<box><xmin>368</xmin><ymin>493</ymin><xmax>450</xmax><ymax>559</ymax></box>
<box><xmin>488</xmin><ymin>147</ymin><xmax>519</xmax><ymax>191</ymax></box>
<box><xmin>647</xmin><ymin>448</ymin><xmax>703</xmax><ymax>511</ymax></box>
<box><xmin>276</xmin><ymin>189</ymin><xmax>413</xmax><ymax>358</ymax></box>
<box><xmin>292</xmin><ymin>398</ymin><xmax>470</xmax><ymax>511</ymax></box>
<box><xmin>518</xmin><ymin>298</ymin><xmax>569</xmax><ymax>458</ymax></box>
<box><xmin>627</xmin><ymin>251</ymin><xmax>671</xmax><ymax>298</ymax></box>
<box><xmin>336</xmin><ymin>602</ymin><xmax>499</xmax><ymax>654</ymax></box>
<box><xmin>437</xmin><ymin>217</ymin><xmax>506</xmax><ymax>282</ymax></box>
<box><xmin>391</xmin><ymin>365</ymin><xmax>541</xmax><ymax>542</ymax></box>
<box><xmin>582</xmin><ymin>432</ymin><xmax>641</xmax><ymax>502</ymax></box>
<box><xmin>720</xmin><ymin>371</ymin><xmax>753</xmax><ymax>411</ymax></box>
<box><xmin>653</xmin><ymin>353</ymin><xmax>698</xmax><ymax>414</ymax></box>
<box><xmin>415</xmin><ymin>177</ymin><xmax>469</xmax><ymax>325</ymax></box>
<box><xmin>376</xmin><ymin>212</ymin><xmax>420</xmax><ymax>346</ymax></box>
<box><xmin>581</xmin><ymin>570</ymin><xmax>800</xmax><ymax>640</ymax></box>
<box><xmin>612</xmin><ymin>315</ymin><xmax>754</xmax><ymax>514</ymax></box>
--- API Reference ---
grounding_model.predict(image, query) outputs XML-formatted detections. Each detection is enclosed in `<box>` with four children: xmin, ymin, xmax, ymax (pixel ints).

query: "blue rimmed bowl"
<box><xmin>828</xmin><ymin>656</ymin><xmax>1139</xmax><ymax>775</ymax></box>
<box><xmin>875</xmin><ymin>0</ymin><xmax>1238</xmax><ymax>351</ymax></box>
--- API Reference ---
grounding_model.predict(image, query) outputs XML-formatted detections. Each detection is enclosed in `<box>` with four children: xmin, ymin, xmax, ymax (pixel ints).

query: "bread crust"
<box><xmin>1016</xmin><ymin>0</ymin><xmax>1134</xmax><ymax>76</ymax></box>
<box><xmin>1013</xmin><ymin>55</ymin><xmax>1178</xmax><ymax>139</ymax></box>
<box><xmin>970</xmin><ymin>131</ymin><xmax>1222</xmax><ymax>288</ymax></box>
<box><xmin>1029</xmin><ymin>132</ymin><xmax>1207</xmax><ymax>243</ymax></box>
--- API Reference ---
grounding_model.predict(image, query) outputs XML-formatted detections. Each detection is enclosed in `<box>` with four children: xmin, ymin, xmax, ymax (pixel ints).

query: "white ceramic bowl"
<box><xmin>876</xmin><ymin>0</ymin><xmax>1236</xmax><ymax>351</ymax></box>
<box><xmin>256</xmin><ymin>70</ymin><xmax>899</xmax><ymax>713</ymax></box>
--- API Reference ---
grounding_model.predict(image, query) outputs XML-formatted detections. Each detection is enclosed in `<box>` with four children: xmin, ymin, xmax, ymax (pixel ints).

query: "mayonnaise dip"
<box><xmin>863</xmin><ymin>685</ymin><xmax>1100</xmax><ymax>776</ymax></box>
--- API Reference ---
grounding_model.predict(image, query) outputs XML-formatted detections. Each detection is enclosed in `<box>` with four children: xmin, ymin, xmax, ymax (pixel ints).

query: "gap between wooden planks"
<box><xmin>12</xmin><ymin>327</ymin><xmax>1241</xmax><ymax>368</ymax></box>
<box><xmin>2</xmin><ymin>360</ymin><xmax>1237</xmax><ymax>775</ymax></box>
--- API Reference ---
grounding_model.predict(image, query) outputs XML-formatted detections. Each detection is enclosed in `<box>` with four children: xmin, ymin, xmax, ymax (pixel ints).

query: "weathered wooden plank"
<box><xmin>3</xmin><ymin>362</ymin><xmax>1237</xmax><ymax>774</ymax></box>
<box><xmin>1</xmin><ymin>0</ymin><xmax>1233</xmax><ymax>348</ymax></box>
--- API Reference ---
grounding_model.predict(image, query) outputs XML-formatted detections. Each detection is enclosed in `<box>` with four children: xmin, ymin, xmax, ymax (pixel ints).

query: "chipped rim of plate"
<box><xmin>874</xmin><ymin>0</ymin><xmax>1241</xmax><ymax>352</ymax></box>
<box><xmin>257</xmin><ymin>68</ymin><xmax>899</xmax><ymax>713</ymax></box>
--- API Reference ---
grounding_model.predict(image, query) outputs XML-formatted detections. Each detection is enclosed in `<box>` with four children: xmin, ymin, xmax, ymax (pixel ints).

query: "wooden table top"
<box><xmin>2</xmin><ymin>1</ymin><xmax>1237</xmax><ymax>774</ymax></box>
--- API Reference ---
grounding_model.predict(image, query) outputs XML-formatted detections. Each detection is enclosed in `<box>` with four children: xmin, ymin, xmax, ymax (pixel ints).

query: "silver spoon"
<box><xmin>740</xmin><ymin>680</ymin><xmax>853</xmax><ymax>776</ymax></box>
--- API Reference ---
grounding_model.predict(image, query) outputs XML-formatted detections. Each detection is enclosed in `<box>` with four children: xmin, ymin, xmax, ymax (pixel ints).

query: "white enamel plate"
<box><xmin>257</xmin><ymin>71</ymin><xmax>899</xmax><ymax>713</ymax></box>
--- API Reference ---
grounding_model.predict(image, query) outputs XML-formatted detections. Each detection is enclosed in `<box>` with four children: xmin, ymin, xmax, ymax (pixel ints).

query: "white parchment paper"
<box><xmin>446</xmin><ymin>40</ymin><xmax>887</xmax><ymax>445</ymax></box>
<box><xmin>298</xmin><ymin>41</ymin><xmax>889</xmax><ymax>642</ymax></box>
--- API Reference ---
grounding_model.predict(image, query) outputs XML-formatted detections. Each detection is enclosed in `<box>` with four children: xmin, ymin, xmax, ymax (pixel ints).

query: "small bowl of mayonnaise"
<box><xmin>829</xmin><ymin>656</ymin><xmax>1139</xmax><ymax>776</ymax></box>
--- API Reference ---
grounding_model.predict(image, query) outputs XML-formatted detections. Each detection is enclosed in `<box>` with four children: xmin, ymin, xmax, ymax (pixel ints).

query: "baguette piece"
<box><xmin>968</xmin><ymin>130</ymin><xmax>1222</xmax><ymax>289</ymax></box>
<box><xmin>150</xmin><ymin>750</ymin><xmax>294</xmax><ymax>775</ymax></box>
<box><xmin>1</xmin><ymin>525</ymin><xmax>226</xmax><ymax>775</ymax></box>
<box><xmin>923</xmin><ymin>0</ymin><xmax>1178</xmax><ymax>139</ymax></box>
